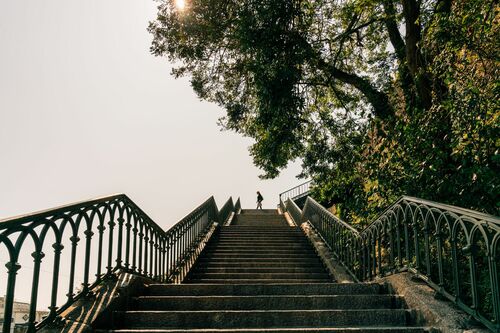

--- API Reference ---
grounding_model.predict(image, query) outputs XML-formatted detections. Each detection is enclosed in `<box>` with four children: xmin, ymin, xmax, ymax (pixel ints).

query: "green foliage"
<box><xmin>150</xmin><ymin>0</ymin><xmax>499</xmax><ymax>218</ymax></box>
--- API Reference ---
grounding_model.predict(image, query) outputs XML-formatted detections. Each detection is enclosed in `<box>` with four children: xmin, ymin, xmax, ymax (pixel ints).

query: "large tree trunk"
<box><xmin>402</xmin><ymin>0</ymin><xmax>433</xmax><ymax>109</ymax></box>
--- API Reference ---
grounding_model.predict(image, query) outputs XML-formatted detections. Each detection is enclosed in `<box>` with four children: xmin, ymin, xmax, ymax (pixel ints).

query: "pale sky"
<box><xmin>0</xmin><ymin>1</ymin><xmax>302</xmax><ymax>306</ymax></box>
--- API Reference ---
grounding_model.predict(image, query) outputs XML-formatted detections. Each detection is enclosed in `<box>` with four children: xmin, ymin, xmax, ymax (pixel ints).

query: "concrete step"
<box><xmin>97</xmin><ymin>328</ymin><xmax>430</xmax><ymax>333</ymax></box>
<box><xmin>240</xmin><ymin>209</ymin><xmax>279</xmax><ymax>214</ymax></box>
<box><xmin>145</xmin><ymin>283</ymin><xmax>385</xmax><ymax>296</ymax></box>
<box><xmin>199</xmin><ymin>254</ymin><xmax>320</xmax><ymax>259</ymax></box>
<box><xmin>213</xmin><ymin>236</ymin><xmax>308</xmax><ymax>240</ymax></box>
<box><xmin>187</xmin><ymin>272</ymin><xmax>331</xmax><ymax>279</ymax></box>
<box><xmin>199</xmin><ymin>249</ymin><xmax>316</xmax><ymax>257</ymax></box>
<box><xmin>185</xmin><ymin>279</ymin><xmax>333</xmax><ymax>284</ymax></box>
<box><xmin>194</xmin><ymin>261</ymin><xmax>324</xmax><ymax>267</ymax></box>
<box><xmin>203</xmin><ymin>248</ymin><xmax>315</xmax><ymax>252</ymax></box>
<box><xmin>133</xmin><ymin>295</ymin><xmax>403</xmax><ymax>311</ymax></box>
<box><xmin>191</xmin><ymin>267</ymin><xmax>326</xmax><ymax>273</ymax></box>
<box><xmin>206</xmin><ymin>242</ymin><xmax>312</xmax><ymax>250</ymax></box>
<box><xmin>197</xmin><ymin>256</ymin><xmax>321</xmax><ymax>265</ymax></box>
<box><xmin>220</xmin><ymin>224</ymin><xmax>301</xmax><ymax>228</ymax></box>
<box><xmin>112</xmin><ymin>309</ymin><xmax>412</xmax><ymax>328</ymax></box>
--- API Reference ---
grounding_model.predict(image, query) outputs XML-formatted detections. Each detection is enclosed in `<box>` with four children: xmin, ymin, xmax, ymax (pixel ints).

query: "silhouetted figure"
<box><xmin>256</xmin><ymin>191</ymin><xmax>263</xmax><ymax>209</ymax></box>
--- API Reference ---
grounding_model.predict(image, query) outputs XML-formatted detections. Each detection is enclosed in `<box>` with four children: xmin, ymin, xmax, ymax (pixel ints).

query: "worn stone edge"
<box><xmin>300</xmin><ymin>221</ymin><xmax>354</xmax><ymax>283</ymax></box>
<box><xmin>177</xmin><ymin>222</ymin><xmax>219</xmax><ymax>283</ymax></box>
<box><xmin>39</xmin><ymin>272</ymin><xmax>151</xmax><ymax>333</ymax></box>
<box><xmin>378</xmin><ymin>272</ymin><xmax>491</xmax><ymax>333</ymax></box>
<box><xmin>283</xmin><ymin>211</ymin><xmax>297</xmax><ymax>226</ymax></box>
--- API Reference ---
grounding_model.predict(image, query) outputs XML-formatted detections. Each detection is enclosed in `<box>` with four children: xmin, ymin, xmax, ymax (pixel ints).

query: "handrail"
<box><xmin>299</xmin><ymin>195</ymin><xmax>500</xmax><ymax>332</ymax></box>
<box><xmin>219</xmin><ymin>197</ymin><xmax>234</xmax><ymax>224</ymax></box>
<box><xmin>284</xmin><ymin>198</ymin><xmax>302</xmax><ymax>226</ymax></box>
<box><xmin>234</xmin><ymin>198</ymin><xmax>241</xmax><ymax>214</ymax></box>
<box><xmin>0</xmin><ymin>194</ymin><xmax>235</xmax><ymax>333</ymax></box>
<box><xmin>278</xmin><ymin>180</ymin><xmax>312</xmax><ymax>205</ymax></box>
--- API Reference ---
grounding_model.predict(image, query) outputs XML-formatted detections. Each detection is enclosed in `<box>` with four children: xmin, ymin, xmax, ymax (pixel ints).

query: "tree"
<box><xmin>149</xmin><ymin>0</ymin><xmax>499</xmax><ymax>217</ymax></box>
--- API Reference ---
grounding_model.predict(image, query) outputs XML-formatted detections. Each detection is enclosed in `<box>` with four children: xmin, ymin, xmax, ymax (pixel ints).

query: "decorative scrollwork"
<box><xmin>298</xmin><ymin>195</ymin><xmax>499</xmax><ymax>332</ymax></box>
<box><xmin>0</xmin><ymin>194</ymin><xmax>235</xmax><ymax>333</ymax></box>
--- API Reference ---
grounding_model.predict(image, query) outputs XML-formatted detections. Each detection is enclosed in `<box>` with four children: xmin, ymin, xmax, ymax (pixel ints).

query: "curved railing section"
<box><xmin>0</xmin><ymin>194</ymin><xmax>232</xmax><ymax>333</ymax></box>
<box><xmin>279</xmin><ymin>180</ymin><xmax>312</xmax><ymax>210</ymax></box>
<box><xmin>299</xmin><ymin>196</ymin><xmax>500</xmax><ymax>333</ymax></box>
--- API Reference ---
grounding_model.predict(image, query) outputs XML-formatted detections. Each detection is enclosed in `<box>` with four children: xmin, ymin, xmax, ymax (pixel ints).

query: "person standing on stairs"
<box><xmin>256</xmin><ymin>191</ymin><xmax>263</xmax><ymax>209</ymax></box>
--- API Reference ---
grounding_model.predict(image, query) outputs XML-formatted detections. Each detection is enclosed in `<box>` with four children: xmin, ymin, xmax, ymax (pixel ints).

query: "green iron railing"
<box><xmin>0</xmin><ymin>194</ymin><xmax>236</xmax><ymax>333</ymax></box>
<box><xmin>278</xmin><ymin>180</ymin><xmax>312</xmax><ymax>210</ymax></box>
<box><xmin>284</xmin><ymin>195</ymin><xmax>500</xmax><ymax>332</ymax></box>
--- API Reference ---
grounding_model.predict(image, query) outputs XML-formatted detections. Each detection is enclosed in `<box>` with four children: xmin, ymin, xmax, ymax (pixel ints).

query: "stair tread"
<box><xmin>97</xmin><ymin>328</ymin><xmax>429</xmax><ymax>333</ymax></box>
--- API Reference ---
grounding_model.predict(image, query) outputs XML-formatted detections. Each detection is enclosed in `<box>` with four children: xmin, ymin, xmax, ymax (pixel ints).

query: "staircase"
<box><xmin>96</xmin><ymin>209</ymin><xmax>430</xmax><ymax>332</ymax></box>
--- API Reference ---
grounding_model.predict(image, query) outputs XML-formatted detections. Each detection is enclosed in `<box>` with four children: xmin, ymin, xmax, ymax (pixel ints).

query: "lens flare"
<box><xmin>175</xmin><ymin>0</ymin><xmax>186</xmax><ymax>10</ymax></box>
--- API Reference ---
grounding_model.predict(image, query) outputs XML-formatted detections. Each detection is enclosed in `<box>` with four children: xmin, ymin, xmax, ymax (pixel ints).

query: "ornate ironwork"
<box><xmin>295</xmin><ymin>195</ymin><xmax>500</xmax><ymax>332</ymax></box>
<box><xmin>0</xmin><ymin>194</ymin><xmax>234</xmax><ymax>333</ymax></box>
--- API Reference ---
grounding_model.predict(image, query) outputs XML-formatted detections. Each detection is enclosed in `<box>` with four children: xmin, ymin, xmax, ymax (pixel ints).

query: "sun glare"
<box><xmin>175</xmin><ymin>0</ymin><xmax>186</xmax><ymax>10</ymax></box>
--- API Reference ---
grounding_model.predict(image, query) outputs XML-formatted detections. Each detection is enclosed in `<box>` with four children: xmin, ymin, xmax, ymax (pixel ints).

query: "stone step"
<box><xmin>201</xmin><ymin>251</ymin><xmax>317</xmax><ymax>257</ymax></box>
<box><xmin>192</xmin><ymin>267</ymin><xmax>325</xmax><ymax>273</ymax></box>
<box><xmin>195</xmin><ymin>258</ymin><xmax>323</xmax><ymax>264</ymax></box>
<box><xmin>187</xmin><ymin>272</ymin><xmax>331</xmax><ymax>280</ymax></box>
<box><xmin>97</xmin><ymin>328</ymin><xmax>430</xmax><ymax>333</ymax></box>
<box><xmin>185</xmin><ymin>279</ymin><xmax>333</xmax><ymax>284</ymax></box>
<box><xmin>133</xmin><ymin>295</ymin><xmax>402</xmax><ymax>311</ymax></box>
<box><xmin>145</xmin><ymin>283</ymin><xmax>385</xmax><ymax>296</ymax></box>
<box><xmin>240</xmin><ymin>209</ymin><xmax>278</xmax><ymax>213</ymax></box>
<box><xmin>213</xmin><ymin>234</ymin><xmax>308</xmax><ymax>242</ymax></box>
<box><xmin>220</xmin><ymin>224</ymin><xmax>301</xmax><ymax>228</ymax></box>
<box><xmin>112</xmin><ymin>309</ymin><xmax>412</xmax><ymax>328</ymax></box>
<box><xmin>205</xmin><ymin>242</ymin><xmax>312</xmax><ymax>250</ymax></box>
<box><xmin>199</xmin><ymin>254</ymin><xmax>320</xmax><ymax>259</ymax></box>
<box><xmin>194</xmin><ymin>262</ymin><xmax>324</xmax><ymax>270</ymax></box>
<box><xmin>231</xmin><ymin>224</ymin><xmax>290</xmax><ymax>227</ymax></box>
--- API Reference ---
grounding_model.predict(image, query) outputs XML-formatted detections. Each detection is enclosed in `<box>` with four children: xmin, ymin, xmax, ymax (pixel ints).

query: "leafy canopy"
<box><xmin>150</xmin><ymin>0</ymin><xmax>499</xmax><ymax>217</ymax></box>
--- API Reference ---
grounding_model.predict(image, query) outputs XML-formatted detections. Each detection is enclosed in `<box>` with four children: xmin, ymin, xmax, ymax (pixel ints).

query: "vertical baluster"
<box><xmin>396</xmin><ymin>218</ymin><xmax>402</xmax><ymax>269</ymax></box>
<box><xmin>48</xmin><ymin>242</ymin><xmax>64</xmax><ymax>320</ymax></box>
<box><xmin>389</xmin><ymin>223</ymin><xmax>395</xmax><ymax>272</ymax></box>
<box><xmin>132</xmin><ymin>221</ymin><xmax>138</xmax><ymax>272</ymax></box>
<box><xmin>451</xmin><ymin>234</ymin><xmax>461</xmax><ymax>300</ymax></box>
<box><xmin>487</xmin><ymin>246</ymin><xmax>499</xmax><ymax>331</ymax></box>
<box><xmin>27</xmin><ymin>250</ymin><xmax>44</xmax><ymax>333</ymax></box>
<box><xmin>162</xmin><ymin>239</ymin><xmax>167</xmax><ymax>282</ymax></box>
<box><xmin>468</xmin><ymin>242</ymin><xmax>479</xmax><ymax>313</ymax></box>
<box><xmin>435</xmin><ymin>229</ymin><xmax>445</xmax><ymax>289</ymax></box>
<box><xmin>96</xmin><ymin>222</ymin><xmax>105</xmax><ymax>278</ymax></box>
<box><xmin>377</xmin><ymin>234</ymin><xmax>382</xmax><ymax>276</ymax></box>
<box><xmin>3</xmin><ymin>260</ymin><xmax>21</xmax><ymax>333</ymax></box>
<box><xmin>82</xmin><ymin>228</ymin><xmax>94</xmax><ymax>295</ymax></box>
<box><xmin>116</xmin><ymin>217</ymin><xmax>125</xmax><ymax>268</ymax></box>
<box><xmin>424</xmin><ymin>224</ymin><xmax>431</xmax><ymax>277</ymax></box>
<box><xmin>144</xmin><ymin>229</ymin><xmax>149</xmax><ymax>277</ymax></box>
<box><xmin>149</xmin><ymin>232</ymin><xmax>154</xmax><ymax>278</ymax></box>
<box><xmin>372</xmin><ymin>238</ymin><xmax>376</xmax><ymax>277</ymax></box>
<box><xmin>106</xmin><ymin>217</ymin><xmax>116</xmax><ymax>275</ymax></box>
<box><xmin>124</xmin><ymin>215</ymin><xmax>132</xmax><ymax>270</ymax></box>
<box><xmin>154</xmin><ymin>239</ymin><xmax>159</xmax><ymax>280</ymax></box>
<box><xmin>404</xmin><ymin>220</ymin><xmax>411</xmax><ymax>266</ymax></box>
<box><xmin>413</xmin><ymin>221</ymin><xmax>421</xmax><ymax>271</ymax></box>
<box><xmin>138</xmin><ymin>226</ymin><xmax>143</xmax><ymax>274</ymax></box>
<box><xmin>67</xmin><ymin>235</ymin><xmax>80</xmax><ymax>303</ymax></box>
